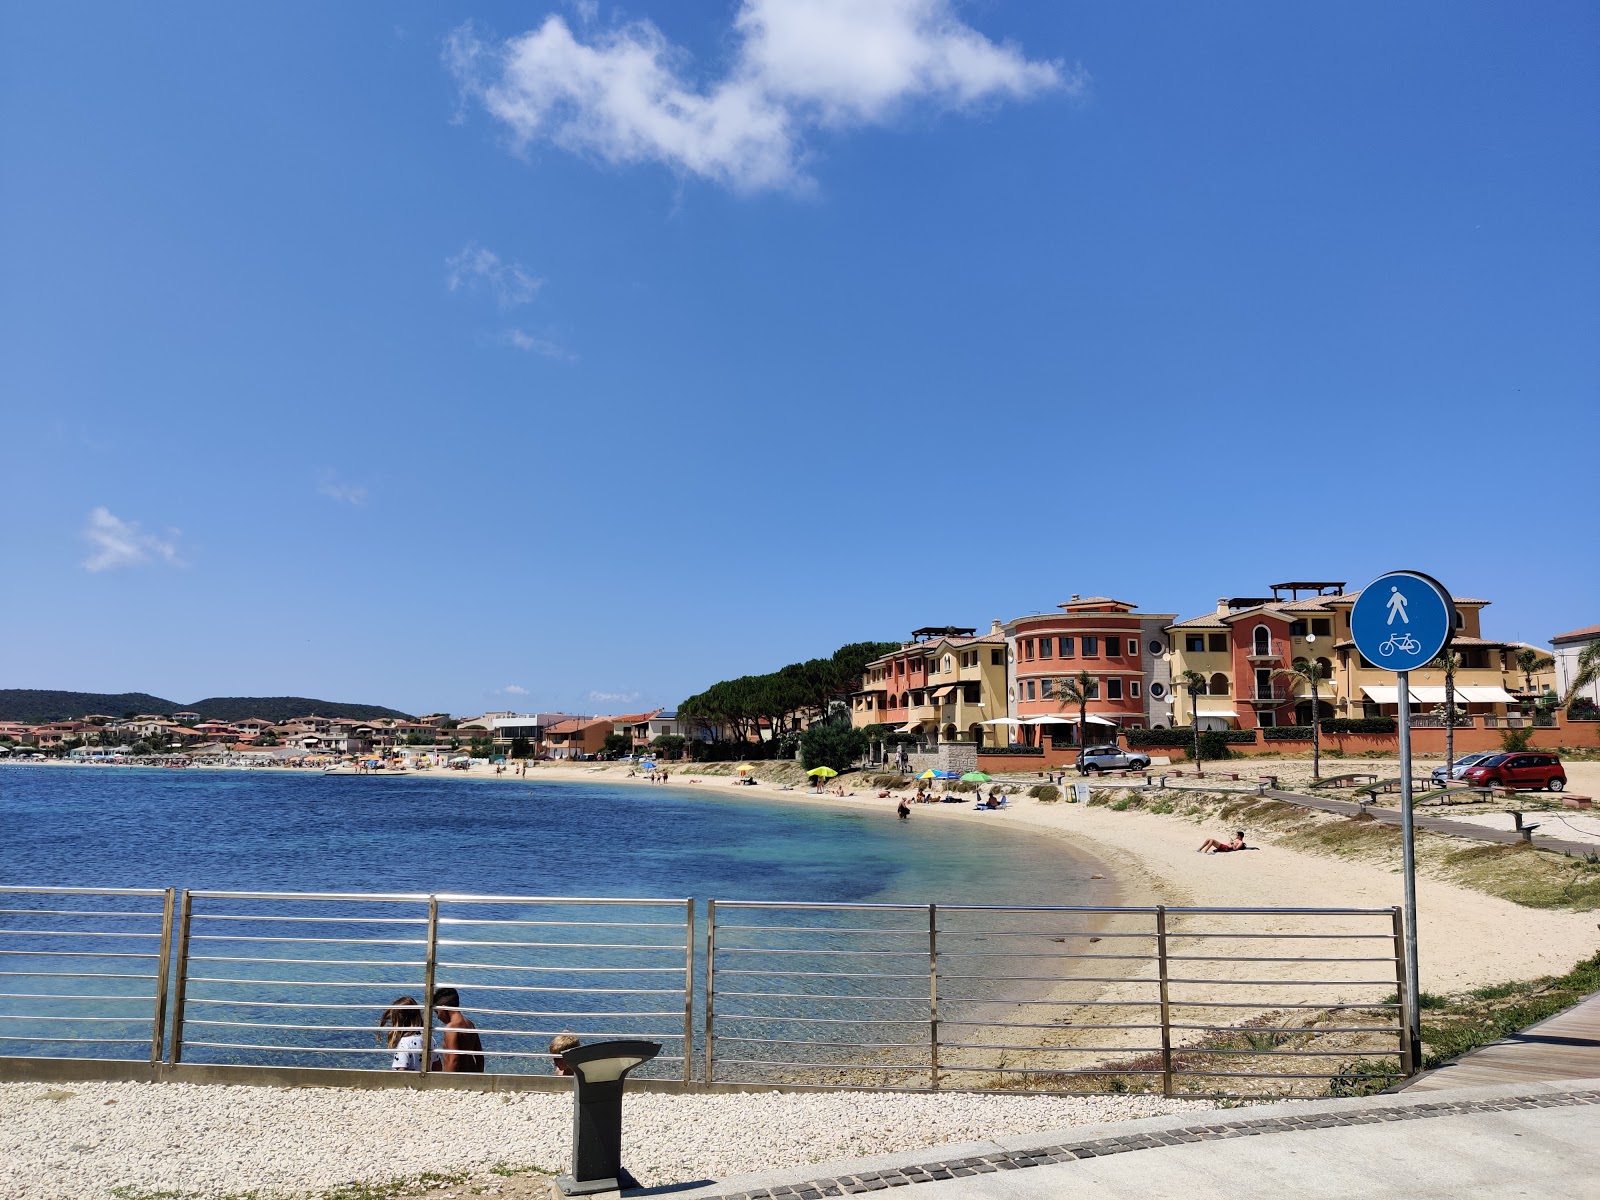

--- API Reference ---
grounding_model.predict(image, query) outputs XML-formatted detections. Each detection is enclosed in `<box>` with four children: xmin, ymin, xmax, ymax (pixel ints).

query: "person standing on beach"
<box><xmin>431</xmin><ymin>987</ymin><xmax>485</xmax><ymax>1072</ymax></box>
<box><xmin>379</xmin><ymin>996</ymin><xmax>439</xmax><ymax>1071</ymax></box>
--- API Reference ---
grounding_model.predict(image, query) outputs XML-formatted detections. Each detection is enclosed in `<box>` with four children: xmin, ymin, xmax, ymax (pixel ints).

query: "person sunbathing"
<box><xmin>1198</xmin><ymin>831</ymin><xmax>1248</xmax><ymax>853</ymax></box>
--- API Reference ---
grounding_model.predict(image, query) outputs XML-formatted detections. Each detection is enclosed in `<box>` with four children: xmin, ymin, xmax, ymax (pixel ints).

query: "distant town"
<box><xmin>4</xmin><ymin>581</ymin><xmax>1596</xmax><ymax>771</ymax></box>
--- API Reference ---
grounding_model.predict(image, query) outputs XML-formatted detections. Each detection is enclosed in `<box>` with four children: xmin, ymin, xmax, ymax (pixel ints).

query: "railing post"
<box><xmin>928</xmin><ymin>904</ymin><xmax>940</xmax><ymax>1091</ymax></box>
<box><xmin>149</xmin><ymin>887</ymin><xmax>175</xmax><ymax>1066</ymax></box>
<box><xmin>420</xmin><ymin>896</ymin><xmax>439</xmax><ymax>1077</ymax></box>
<box><xmin>166</xmin><ymin>890</ymin><xmax>193</xmax><ymax>1066</ymax></box>
<box><xmin>1391</xmin><ymin>906</ymin><xmax>1419</xmax><ymax>1076</ymax></box>
<box><xmin>683</xmin><ymin>898</ymin><xmax>695</xmax><ymax>1084</ymax></box>
<box><xmin>703</xmin><ymin>899</ymin><xmax>717</xmax><ymax>1085</ymax></box>
<box><xmin>1155</xmin><ymin>906</ymin><xmax>1173</xmax><ymax>1097</ymax></box>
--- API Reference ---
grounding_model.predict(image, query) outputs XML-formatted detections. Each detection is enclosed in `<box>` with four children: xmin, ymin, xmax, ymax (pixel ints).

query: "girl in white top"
<box><xmin>379</xmin><ymin>995</ymin><xmax>439</xmax><ymax>1071</ymax></box>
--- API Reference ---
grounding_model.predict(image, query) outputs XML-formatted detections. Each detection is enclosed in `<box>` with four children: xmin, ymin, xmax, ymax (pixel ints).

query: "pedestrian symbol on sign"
<box><xmin>1387</xmin><ymin>587</ymin><xmax>1409</xmax><ymax>625</ymax></box>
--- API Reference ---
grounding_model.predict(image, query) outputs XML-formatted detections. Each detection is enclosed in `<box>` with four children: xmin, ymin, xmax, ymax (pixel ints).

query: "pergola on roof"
<box><xmin>910</xmin><ymin>626</ymin><xmax>976</xmax><ymax>641</ymax></box>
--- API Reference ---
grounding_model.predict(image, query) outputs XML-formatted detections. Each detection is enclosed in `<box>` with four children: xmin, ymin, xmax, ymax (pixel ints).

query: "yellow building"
<box><xmin>852</xmin><ymin>625</ymin><xmax>1009</xmax><ymax>745</ymax></box>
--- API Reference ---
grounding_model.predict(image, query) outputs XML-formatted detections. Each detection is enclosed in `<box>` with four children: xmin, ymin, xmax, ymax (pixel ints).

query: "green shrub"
<box><xmin>1501</xmin><ymin>727</ymin><xmax>1533</xmax><ymax>752</ymax></box>
<box><xmin>1320</xmin><ymin>718</ymin><xmax>1397</xmax><ymax>734</ymax></box>
<box><xmin>1263</xmin><ymin>726</ymin><xmax>1314</xmax><ymax>741</ymax></box>
<box><xmin>1028</xmin><ymin>783</ymin><xmax>1061</xmax><ymax>803</ymax></box>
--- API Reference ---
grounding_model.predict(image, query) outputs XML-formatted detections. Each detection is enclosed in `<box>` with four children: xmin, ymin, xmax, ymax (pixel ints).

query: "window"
<box><xmin>1083</xmin><ymin>635</ymin><xmax>1099</xmax><ymax>656</ymax></box>
<box><xmin>944</xmin><ymin>655</ymin><xmax>953</xmax><ymax>672</ymax></box>
<box><xmin>1026</xmin><ymin>680</ymin><xmax>1036</xmax><ymax>701</ymax></box>
<box><xmin>1149</xmin><ymin>639</ymin><xmax>1164</xmax><ymax>656</ymax></box>
<box><xmin>1289</xmin><ymin>620</ymin><xmax>1307</xmax><ymax>637</ymax></box>
<box><xmin>991</xmin><ymin>649</ymin><xmax>1003</xmax><ymax>666</ymax></box>
<box><xmin>1060</xmin><ymin>636</ymin><xmax>1074</xmax><ymax>657</ymax></box>
<box><xmin>1253</xmin><ymin>626</ymin><xmax>1271</xmax><ymax>655</ymax></box>
<box><xmin>1131</xmin><ymin>681</ymin><xmax>1141</xmax><ymax>698</ymax></box>
<box><xmin>1107</xmin><ymin>679</ymin><xmax>1123</xmax><ymax>700</ymax></box>
<box><xmin>1208</xmin><ymin>633</ymin><xmax>1228</xmax><ymax>653</ymax></box>
<box><xmin>1210</xmin><ymin>673</ymin><xmax>1229</xmax><ymax>696</ymax></box>
<box><xmin>1024</xmin><ymin>640</ymin><xmax>1034</xmax><ymax>661</ymax></box>
<box><xmin>964</xmin><ymin>683</ymin><xmax>980</xmax><ymax>703</ymax></box>
<box><xmin>1128</xmin><ymin>639</ymin><xmax>1140</xmax><ymax>657</ymax></box>
<box><xmin>1106</xmin><ymin>638</ymin><xmax>1121</xmax><ymax>657</ymax></box>
<box><xmin>1041</xmin><ymin>678</ymin><xmax>1055</xmax><ymax>699</ymax></box>
<box><xmin>1039</xmin><ymin>638</ymin><xmax>1053</xmax><ymax>660</ymax></box>
<box><xmin>1087</xmin><ymin>679</ymin><xmax>1101</xmax><ymax>699</ymax></box>
<box><xmin>912</xmin><ymin>691</ymin><xmax>924</xmax><ymax>706</ymax></box>
<box><xmin>1312</xmin><ymin>618</ymin><xmax>1331</xmax><ymax>637</ymax></box>
<box><xmin>1150</xmin><ymin>682</ymin><xmax>1166</xmax><ymax>698</ymax></box>
<box><xmin>1185</xmin><ymin>635</ymin><xmax>1205</xmax><ymax>653</ymax></box>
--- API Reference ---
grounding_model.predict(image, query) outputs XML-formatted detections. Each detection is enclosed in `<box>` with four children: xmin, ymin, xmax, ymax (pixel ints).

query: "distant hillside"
<box><xmin>0</xmin><ymin>690</ymin><xmax>413</xmax><ymax>725</ymax></box>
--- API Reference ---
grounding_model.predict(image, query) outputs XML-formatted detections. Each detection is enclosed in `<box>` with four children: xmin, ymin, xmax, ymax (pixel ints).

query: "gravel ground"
<box><xmin>0</xmin><ymin>1082</ymin><xmax>1221</xmax><ymax>1199</ymax></box>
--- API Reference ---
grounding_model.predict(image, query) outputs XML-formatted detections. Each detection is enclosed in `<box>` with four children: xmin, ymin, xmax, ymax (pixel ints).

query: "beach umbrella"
<box><xmin>960</xmin><ymin>772</ymin><xmax>992</xmax><ymax>783</ymax></box>
<box><xmin>807</xmin><ymin>766</ymin><xmax>838</xmax><ymax>778</ymax></box>
<box><xmin>919</xmin><ymin>770</ymin><xmax>937</xmax><ymax>780</ymax></box>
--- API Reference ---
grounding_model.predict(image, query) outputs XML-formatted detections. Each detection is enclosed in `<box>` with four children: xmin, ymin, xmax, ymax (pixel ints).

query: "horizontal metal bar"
<box><xmin>1162</xmin><ymin>907</ymin><xmax>1393</xmax><ymax>916</ymax></box>
<box><xmin>713</xmin><ymin>947</ymin><xmax>928</xmax><ymax>957</ymax></box>
<box><xmin>1167</xmin><ymin>1001</ymin><xmax>1398</xmax><ymax>1010</ymax></box>
<box><xmin>437</xmin><ymin>919</ymin><xmax>686</xmax><ymax>929</ymax></box>
<box><xmin>713</xmin><ymin>1058</ymin><xmax>936</xmax><ymax>1070</ymax></box>
<box><xmin>937</xmin><ymin>1042</ymin><xmax>1165</xmax><ymax>1054</ymax></box>
<box><xmin>190</xmin><ymin>935</ymin><xmax>428</xmax><ymax>946</ymax></box>
<box><xmin>0</xmin><ymin>910</ymin><xmax>161</xmax><ymax>920</ymax></box>
<box><xmin>940</xmin><ymin>905</ymin><xmax>1167</xmax><ymax>914</ymax></box>
<box><xmin>182</xmin><ymin>1018</ymin><xmax>684</xmax><ymax>1040</ymax></box>
<box><xmin>1167</xmin><ymin>978</ymin><xmax>1396</xmax><ymax>986</ymax></box>
<box><xmin>1163</xmin><ymin>932</ymin><xmax>1392</xmax><ymax>940</ymax></box>
<box><xmin>715</xmin><ymin>991</ymin><xmax>931</xmax><ymax>1003</ymax></box>
<box><xmin>435</xmin><ymin>894</ymin><xmax>691</xmax><ymax>906</ymax></box>
<box><xmin>187</xmin><ymin>966</ymin><xmax>432</xmax><ymax>972</ymax></box>
<box><xmin>195</xmin><ymin>914</ymin><xmax>428</xmax><ymax>926</ymax></box>
<box><xmin>715</xmin><ymin>969</ymin><xmax>928</xmax><ymax>981</ymax></box>
<box><xmin>0</xmin><ymin>1014</ymin><xmax>151</xmax><ymax>1023</ymax></box>
<box><xmin>939</xmin><ymin>975</ymin><xmax>1150</xmax><ymax>984</ymax></box>
<box><xmin>0</xmin><ymin>1034</ymin><xmax>149</xmax><ymax>1044</ymax></box>
<box><xmin>181</xmin><ymin>1041</ymin><xmax>400</xmax><ymax>1054</ymax></box>
<box><xmin>0</xmin><ymin>950</ymin><xmax>160</xmax><ymax>960</ymax></box>
<box><xmin>1173</xmin><ymin>1070</ymin><xmax>1401</xmax><ymax>1080</ymax></box>
<box><xmin>185</xmin><ymin>978</ymin><xmax>424</xmax><ymax>990</ymax></box>
<box><xmin>934</xmin><ymin>1064</ymin><xmax>1168</xmax><ymax>1076</ymax></box>
<box><xmin>714</xmin><ymin>1014</ymin><xmax>928</xmax><ymax>1026</ymax></box>
<box><xmin>935</xmin><ymin>998</ymin><xmax>1158</xmax><ymax>1008</ymax></box>
<box><xmin>191</xmin><ymin>891</ymin><xmax>432</xmax><ymax>902</ymax></box>
<box><xmin>714</xmin><ymin>924</ymin><xmax>930</xmax><ymax>936</ymax></box>
<box><xmin>183</xmin><ymin>999</ymin><xmax>402</xmax><ymax>1011</ymax></box>
<box><xmin>712</xmin><ymin>1037</ymin><xmax>928</xmax><ymax>1049</ymax></box>
<box><xmin>935</xmin><ymin>930</ymin><xmax>1155</xmax><ymax>939</ymax></box>
<box><xmin>939</xmin><ymin>1021</ymin><xmax>1162</xmax><ymax>1031</ymax></box>
<box><xmin>0</xmin><ymin>992</ymin><xmax>155</xmax><ymax>1003</ymax></box>
<box><xmin>0</xmin><ymin>887</ymin><xmax>167</xmax><ymax>898</ymax></box>
<box><xmin>1168</xmin><ymin>1024</ymin><xmax>1402</xmax><ymax>1035</ymax></box>
<box><xmin>464</xmin><ymin>1006</ymin><xmax>686</xmax><ymax>1020</ymax></box>
<box><xmin>1177</xmin><ymin>1048</ymin><xmax>1403</xmax><ymax>1057</ymax></box>
<box><xmin>435</xmin><ymin>939</ymin><xmax>682</xmax><ymax>951</ymax></box>
<box><xmin>437</xmin><ymin>962</ymin><xmax>683</xmax><ymax>975</ymax></box>
<box><xmin>1166</xmin><ymin>956</ymin><xmax>1395</xmax><ymax>963</ymax></box>
<box><xmin>931</xmin><ymin>952</ymin><xmax>1153</xmax><ymax>961</ymax></box>
<box><xmin>0</xmin><ymin>971</ymin><xmax>156</xmax><ymax>980</ymax></box>
<box><xmin>712</xmin><ymin>901</ymin><xmax>935</xmax><ymax>912</ymax></box>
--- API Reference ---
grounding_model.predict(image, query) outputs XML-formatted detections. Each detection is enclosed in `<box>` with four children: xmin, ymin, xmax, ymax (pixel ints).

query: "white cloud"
<box><xmin>81</xmin><ymin>507</ymin><xmax>182</xmax><ymax>573</ymax></box>
<box><xmin>499</xmin><ymin>684</ymin><xmax>530</xmax><ymax>696</ymax></box>
<box><xmin>318</xmin><ymin>473</ymin><xmax>369</xmax><ymax>506</ymax></box>
<box><xmin>588</xmin><ymin>689</ymin><xmax>640</xmax><ymax>704</ymax></box>
<box><xmin>446</xmin><ymin>0</ymin><xmax>1076</xmax><ymax>193</ymax></box>
<box><xmin>504</xmin><ymin>328</ymin><xmax>577</xmax><ymax>360</ymax></box>
<box><xmin>446</xmin><ymin>242</ymin><xmax>542</xmax><ymax>306</ymax></box>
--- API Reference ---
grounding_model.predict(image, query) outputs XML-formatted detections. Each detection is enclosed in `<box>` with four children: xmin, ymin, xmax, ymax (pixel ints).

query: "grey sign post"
<box><xmin>1350</xmin><ymin>570</ymin><xmax>1455</xmax><ymax>1074</ymax></box>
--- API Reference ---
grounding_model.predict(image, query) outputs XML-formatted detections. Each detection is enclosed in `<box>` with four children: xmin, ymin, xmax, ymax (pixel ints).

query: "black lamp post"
<box><xmin>554</xmin><ymin>1039</ymin><xmax>661</xmax><ymax>1196</ymax></box>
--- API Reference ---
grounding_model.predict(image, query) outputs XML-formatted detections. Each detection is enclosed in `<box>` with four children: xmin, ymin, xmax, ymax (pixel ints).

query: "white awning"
<box><xmin>1457</xmin><ymin>686</ymin><xmax>1518</xmax><ymax>704</ymax></box>
<box><xmin>1411</xmin><ymin>687</ymin><xmax>1453</xmax><ymax>703</ymax></box>
<box><xmin>1361</xmin><ymin>685</ymin><xmax>1417</xmax><ymax>705</ymax></box>
<box><xmin>980</xmin><ymin>717</ymin><xmax>1027</xmax><ymax>726</ymax></box>
<box><xmin>1194</xmin><ymin>704</ymin><xmax>1238</xmax><ymax>716</ymax></box>
<box><xmin>1026</xmin><ymin>714</ymin><xmax>1117</xmax><ymax>726</ymax></box>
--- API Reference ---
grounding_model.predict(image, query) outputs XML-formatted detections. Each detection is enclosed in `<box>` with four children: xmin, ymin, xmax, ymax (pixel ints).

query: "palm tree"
<box><xmin>1427</xmin><ymin>649</ymin><xmax>1462</xmax><ymax>778</ymax></box>
<box><xmin>1178</xmin><ymin>669</ymin><xmax>1207</xmax><ymax>778</ymax></box>
<box><xmin>1562</xmin><ymin>641</ymin><xmax>1600</xmax><ymax>708</ymax></box>
<box><xmin>1515</xmin><ymin>647</ymin><xmax>1555</xmax><ymax>696</ymax></box>
<box><xmin>1274</xmin><ymin>659</ymin><xmax>1326</xmax><ymax>781</ymax></box>
<box><xmin>1055</xmin><ymin>670</ymin><xmax>1097</xmax><ymax>777</ymax></box>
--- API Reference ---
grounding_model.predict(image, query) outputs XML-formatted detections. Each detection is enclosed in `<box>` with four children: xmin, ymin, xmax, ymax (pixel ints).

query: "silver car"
<box><xmin>1076</xmin><ymin>745</ymin><xmax>1152</xmax><ymax>774</ymax></box>
<box><xmin>1430</xmin><ymin>751</ymin><xmax>1496</xmax><ymax>786</ymax></box>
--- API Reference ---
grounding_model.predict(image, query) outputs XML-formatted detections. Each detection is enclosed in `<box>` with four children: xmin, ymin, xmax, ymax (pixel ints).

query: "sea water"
<box><xmin>0</xmin><ymin>766</ymin><xmax>1116</xmax><ymax>1075</ymax></box>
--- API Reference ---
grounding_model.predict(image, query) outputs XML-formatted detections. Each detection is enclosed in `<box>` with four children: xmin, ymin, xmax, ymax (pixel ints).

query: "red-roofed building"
<box><xmin>545</xmin><ymin>718</ymin><xmax>614</xmax><ymax>760</ymax></box>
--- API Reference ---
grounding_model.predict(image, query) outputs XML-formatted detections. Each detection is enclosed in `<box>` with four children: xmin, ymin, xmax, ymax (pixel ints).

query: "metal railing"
<box><xmin>704</xmin><ymin>901</ymin><xmax>1411</xmax><ymax>1098</ymax></box>
<box><xmin>167</xmin><ymin>890</ymin><xmax>693</xmax><ymax>1080</ymax></box>
<box><xmin>0</xmin><ymin>886</ymin><xmax>174</xmax><ymax>1064</ymax></box>
<box><xmin>2</xmin><ymin>889</ymin><xmax>1413</xmax><ymax>1098</ymax></box>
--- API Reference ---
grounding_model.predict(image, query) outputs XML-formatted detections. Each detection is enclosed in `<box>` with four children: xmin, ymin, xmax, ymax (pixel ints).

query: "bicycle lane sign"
<box><xmin>1350</xmin><ymin>571</ymin><xmax>1455</xmax><ymax>673</ymax></box>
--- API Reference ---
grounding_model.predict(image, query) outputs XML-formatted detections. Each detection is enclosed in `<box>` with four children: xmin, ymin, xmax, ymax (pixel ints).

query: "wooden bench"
<box><xmin>1322</xmin><ymin>773</ymin><xmax>1379</xmax><ymax>788</ymax></box>
<box><xmin>1362</xmin><ymin>777</ymin><xmax>1433</xmax><ymax>800</ymax></box>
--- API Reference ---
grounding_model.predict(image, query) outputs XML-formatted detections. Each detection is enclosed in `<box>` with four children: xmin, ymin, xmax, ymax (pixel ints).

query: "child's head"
<box><xmin>549</xmin><ymin>1032</ymin><xmax>580</xmax><ymax>1075</ymax></box>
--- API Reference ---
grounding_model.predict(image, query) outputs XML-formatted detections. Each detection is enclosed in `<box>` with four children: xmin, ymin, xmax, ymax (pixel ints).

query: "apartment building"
<box><xmin>851</xmin><ymin>625</ymin><xmax>1008</xmax><ymax>746</ymax></box>
<box><xmin>1003</xmin><ymin>596</ymin><xmax>1178</xmax><ymax>743</ymax></box>
<box><xmin>545</xmin><ymin>717</ymin><xmax>613</xmax><ymax>760</ymax></box>
<box><xmin>1552</xmin><ymin>625</ymin><xmax>1600</xmax><ymax>707</ymax></box>
<box><xmin>1167</xmin><ymin>581</ymin><xmax>1524</xmax><ymax>729</ymax></box>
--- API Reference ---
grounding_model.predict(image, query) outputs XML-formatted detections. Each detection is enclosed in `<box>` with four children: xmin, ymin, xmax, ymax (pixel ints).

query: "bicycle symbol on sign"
<box><xmin>1379</xmin><ymin>633</ymin><xmax>1420</xmax><ymax>657</ymax></box>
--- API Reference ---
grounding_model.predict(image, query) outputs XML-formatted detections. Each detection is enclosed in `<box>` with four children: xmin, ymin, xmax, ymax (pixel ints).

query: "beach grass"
<box><xmin>1417</xmin><ymin>950</ymin><xmax>1600</xmax><ymax>1069</ymax></box>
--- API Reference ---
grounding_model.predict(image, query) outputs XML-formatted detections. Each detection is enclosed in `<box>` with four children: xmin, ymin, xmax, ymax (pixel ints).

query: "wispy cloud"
<box><xmin>81</xmin><ymin>507</ymin><xmax>182</xmax><ymax>573</ymax></box>
<box><xmin>504</xmin><ymin>329</ymin><xmax>577</xmax><ymax>360</ymax></box>
<box><xmin>446</xmin><ymin>242</ymin><xmax>541</xmax><ymax>306</ymax></box>
<box><xmin>317</xmin><ymin>472</ymin><xmax>369</xmax><ymax>506</ymax></box>
<box><xmin>446</xmin><ymin>0</ymin><xmax>1078</xmax><ymax>193</ymax></box>
<box><xmin>498</xmin><ymin>684</ymin><xmax>530</xmax><ymax>696</ymax></box>
<box><xmin>587</xmin><ymin>690</ymin><xmax>640</xmax><ymax>705</ymax></box>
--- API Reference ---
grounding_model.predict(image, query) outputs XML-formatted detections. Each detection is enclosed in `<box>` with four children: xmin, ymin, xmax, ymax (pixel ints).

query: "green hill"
<box><xmin>0</xmin><ymin>689</ymin><xmax>413</xmax><ymax>725</ymax></box>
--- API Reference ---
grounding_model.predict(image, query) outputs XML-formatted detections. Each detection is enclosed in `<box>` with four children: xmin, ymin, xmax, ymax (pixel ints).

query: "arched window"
<box><xmin>1315</xmin><ymin>657</ymin><xmax>1332</xmax><ymax>679</ymax></box>
<box><xmin>887</xmin><ymin>694</ymin><xmax>897</xmax><ymax>710</ymax></box>
<box><xmin>1210</xmin><ymin>673</ymin><xmax>1230</xmax><ymax>696</ymax></box>
<box><xmin>1253</xmin><ymin>626</ymin><xmax>1271</xmax><ymax>655</ymax></box>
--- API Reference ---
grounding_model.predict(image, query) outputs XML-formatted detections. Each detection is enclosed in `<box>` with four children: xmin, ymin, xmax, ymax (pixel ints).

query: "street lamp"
<box><xmin>553</xmin><ymin>1039</ymin><xmax>661</xmax><ymax>1196</ymax></box>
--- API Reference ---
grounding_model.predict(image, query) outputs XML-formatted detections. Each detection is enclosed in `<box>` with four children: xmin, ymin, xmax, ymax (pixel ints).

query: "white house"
<box><xmin>1551</xmin><ymin>624</ymin><xmax>1600</xmax><ymax>707</ymax></box>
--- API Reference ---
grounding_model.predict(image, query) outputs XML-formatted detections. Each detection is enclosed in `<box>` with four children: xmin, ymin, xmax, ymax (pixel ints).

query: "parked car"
<box><xmin>1076</xmin><ymin>745</ymin><xmax>1152</xmax><ymax>774</ymax></box>
<box><xmin>1460</xmin><ymin>752</ymin><xmax>1566</xmax><ymax>792</ymax></box>
<box><xmin>1430</xmin><ymin>751</ymin><xmax>1498</xmax><ymax>786</ymax></box>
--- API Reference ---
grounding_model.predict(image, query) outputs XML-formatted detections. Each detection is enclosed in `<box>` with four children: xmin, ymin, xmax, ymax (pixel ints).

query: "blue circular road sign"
<box><xmin>1350</xmin><ymin>571</ymin><xmax>1454</xmax><ymax>673</ymax></box>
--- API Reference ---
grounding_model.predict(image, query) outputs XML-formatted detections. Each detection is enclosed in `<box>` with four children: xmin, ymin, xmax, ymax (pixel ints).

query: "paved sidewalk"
<box><xmin>670</xmin><ymin>1079</ymin><xmax>1600</xmax><ymax>1200</ymax></box>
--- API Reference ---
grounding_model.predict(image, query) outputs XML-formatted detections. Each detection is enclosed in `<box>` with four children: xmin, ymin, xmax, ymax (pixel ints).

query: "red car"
<box><xmin>1461</xmin><ymin>752</ymin><xmax>1567</xmax><ymax>792</ymax></box>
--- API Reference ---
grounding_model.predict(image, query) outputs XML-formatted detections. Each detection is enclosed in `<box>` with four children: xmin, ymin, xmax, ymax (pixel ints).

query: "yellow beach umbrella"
<box><xmin>919</xmin><ymin>770</ymin><xmax>937</xmax><ymax>780</ymax></box>
<box><xmin>807</xmin><ymin>766</ymin><xmax>838</xmax><ymax>778</ymax></box>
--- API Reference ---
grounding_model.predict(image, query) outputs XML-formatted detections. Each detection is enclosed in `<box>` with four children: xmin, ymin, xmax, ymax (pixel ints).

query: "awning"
<box><xmin>1028</xmin><ymin>714</ymin><xmax>1117</xmax><ymax>727</ymax></box>
<box><xmin>980</xmin><ymin>717</ymin><xmax>1027</xmax><ymax>726</ymax></box>
<box><xmin>1194</xmin><ymin>703</ymin><xmax>1238</xmax><ymax>716</ymax></box>
<box><xmin>1411</xmin><ymin>687</ymin><xmax>1453</xmax><ymax>703</ymax></box>
<box><xmin>1456</xmin><ymin>686</ymin><xmax>1518</xmax><ymax>704</ymax></box>
<box><xmin>1361</xmin><ymin>685</ymin><xmax>1417</xmax><ymax>705</ymax></box>
<box><xmin>931</xmin><ymin>685</ymin><xmax>958</xmax><ymax>699</ymax></box>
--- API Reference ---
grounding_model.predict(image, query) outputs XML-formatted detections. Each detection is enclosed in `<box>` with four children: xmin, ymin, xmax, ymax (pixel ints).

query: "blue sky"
<box><xmin>2</xmin><ymin>1</ymin><xmax>1596</xmax><ymax>717</ymax></box>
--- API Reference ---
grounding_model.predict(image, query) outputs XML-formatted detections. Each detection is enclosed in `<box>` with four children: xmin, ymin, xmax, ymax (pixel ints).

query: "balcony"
<box><xmin>1246</xmin><ymin>639</ymin><xmax>1290</xmax><ymax>663</ymax></box>
<box><xmin>1244</xmin><ymin>686</ymin><xmax>1291</xmax><ymax>704</ymax></box>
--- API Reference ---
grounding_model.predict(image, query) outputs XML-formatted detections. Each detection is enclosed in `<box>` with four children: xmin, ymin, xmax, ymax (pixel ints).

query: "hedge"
<box><xmin>1126</xmin><ymin>728</ymin><xmax>1256</xmax><ymax>748</ymax></box>
<box><xmin>1320</xmin><ymin>718</ymin><xmax>1397</xmax><ymax>735</ymax></box>
<box><xmin>1263</xmin><ymin>726</ymin><xmax>1315</xmax><ymax>741</ymax></box>
<box><xmin>1568</xmin><ymin>698</ymin><xmax>1600</xmax><ymax>722</ymax></box>
<box><xmin>978</xmin><ymin>745</ymin><xmax>1045</xmax><ymax>756</ymax></box>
